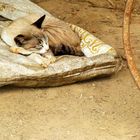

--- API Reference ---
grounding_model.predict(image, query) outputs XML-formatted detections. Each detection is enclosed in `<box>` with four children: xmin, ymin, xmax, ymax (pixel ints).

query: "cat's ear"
<box><xmin>32</xmin><ymin>15</ymin><xmax>46</xmax><ymax>28</ymax></box>
<box><xmin>14</xmin><ymin>34</ymin><xmax>25</xmax><ymax>46</ymax></box>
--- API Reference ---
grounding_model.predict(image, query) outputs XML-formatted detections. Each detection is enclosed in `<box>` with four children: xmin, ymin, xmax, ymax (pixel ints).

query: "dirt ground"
<box><xmin>0</xmin><ymin>0</ymin><xmax>140</xmax><ymax>140</ymax></box>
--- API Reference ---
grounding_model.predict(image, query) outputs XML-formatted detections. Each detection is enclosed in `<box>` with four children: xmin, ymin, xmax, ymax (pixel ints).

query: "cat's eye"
<box><xmin>33</xmin><ymin>35</ymin><xmax>43</xmax><ymax>44</ymax></box>
<box><xmin>38</xmin><ymin>39</ymin><xmax>43</xmax><ymax>44</ymax></box>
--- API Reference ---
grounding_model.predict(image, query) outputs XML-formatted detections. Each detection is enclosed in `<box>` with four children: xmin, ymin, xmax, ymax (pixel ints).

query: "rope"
<box><xmin>123</xmin><ymin>0</ymin><xmax>140</xmax><ymax>89</ymax></box>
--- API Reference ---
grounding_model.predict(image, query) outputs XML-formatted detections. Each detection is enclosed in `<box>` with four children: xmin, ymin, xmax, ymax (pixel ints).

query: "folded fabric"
<box><xmin>69</xmin><ymin>24</ymin><xmax>117</xmax><ymax>57</ymax></box>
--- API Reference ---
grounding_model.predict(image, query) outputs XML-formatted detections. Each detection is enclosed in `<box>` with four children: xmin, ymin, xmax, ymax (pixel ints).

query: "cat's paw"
<box><xmin>50</xmin><ymin>56</ymin><xmax>56</xmax><ymax>63</ymax></box>
<box><xmin>41</xmin><ymin>56</ymin><xmax>56</xmax><ymax>68</ymax></box>
<box><xmin>40</xmin><ymin>59</ymin><xmax>51</xmax><ymax>68</ymax></box>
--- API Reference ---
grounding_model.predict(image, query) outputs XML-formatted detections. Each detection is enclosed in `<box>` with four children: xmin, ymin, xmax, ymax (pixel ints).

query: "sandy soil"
<box><xmin>0</xmin><ymin>0</ymin><xmax>140</xmax><ymax>140</ymax></box>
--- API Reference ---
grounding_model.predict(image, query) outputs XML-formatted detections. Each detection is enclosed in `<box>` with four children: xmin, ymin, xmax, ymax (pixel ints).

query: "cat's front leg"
<box><xmin>42</xmin><ymin>49</ymin><xmax>56</xmax><ymax>64</ymax></box>
<box><xmin>10</xmin><ymin>46</ymin><xmax>32</xmax><ymax>56</ymax></box>
<box><xmin>28</xmin><ymin>53</ymin><xmax>52</xmax><ymax>68</ymax></box>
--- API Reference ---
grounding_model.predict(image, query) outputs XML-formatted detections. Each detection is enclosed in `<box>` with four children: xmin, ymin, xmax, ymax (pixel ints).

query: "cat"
<box><xmin>1</xmin><ymin>14</ymin><xmax>83</xmax><ymax>56</ymax></box>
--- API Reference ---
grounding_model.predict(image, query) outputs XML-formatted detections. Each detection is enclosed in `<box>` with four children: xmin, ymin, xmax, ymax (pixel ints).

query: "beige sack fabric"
<box><xmin>0</xmin><ymin>0</ymin><xmax>120</xmax><ymax>87</ymax></box>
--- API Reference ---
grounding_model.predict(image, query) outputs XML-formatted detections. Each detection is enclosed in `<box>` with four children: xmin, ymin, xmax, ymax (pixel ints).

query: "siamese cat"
<box><xmin>1</xmin><ymin>14</ymin><xmax>83</xmax><ymax>57</ymax></box>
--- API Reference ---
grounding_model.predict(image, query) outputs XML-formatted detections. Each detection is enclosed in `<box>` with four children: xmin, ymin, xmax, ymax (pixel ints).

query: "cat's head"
<box><xmin>14</xmin><ymin>15</ymin><xmax>49</xmax><ymax>53</ymax></box>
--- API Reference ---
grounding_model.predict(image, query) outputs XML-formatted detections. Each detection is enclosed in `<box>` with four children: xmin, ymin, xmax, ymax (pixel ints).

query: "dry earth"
<box><xmin>0</xmin><ymin>0</ymin><xmax>140</xmax><ymax>140</ymax></box>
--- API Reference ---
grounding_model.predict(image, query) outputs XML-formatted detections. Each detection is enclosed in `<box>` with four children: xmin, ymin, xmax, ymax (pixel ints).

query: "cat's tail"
<box><xmin>50</xmin><ymin>45</ymin><xmax>84</xmax><ymax>56</ymax></box>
